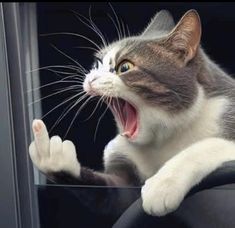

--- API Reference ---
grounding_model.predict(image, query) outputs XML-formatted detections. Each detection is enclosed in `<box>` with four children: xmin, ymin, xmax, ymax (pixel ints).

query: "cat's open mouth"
<box><xmin>109</xmin><ymin>98</ymin><xmax>139</xmax><ymax>139</ymax></box>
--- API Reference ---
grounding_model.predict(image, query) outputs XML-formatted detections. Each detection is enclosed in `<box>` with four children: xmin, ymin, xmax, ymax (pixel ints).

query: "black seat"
<box><xmin>113</xmin><ymin>161</ymin><xmax>235</xmax><ymax>228</ymax></box>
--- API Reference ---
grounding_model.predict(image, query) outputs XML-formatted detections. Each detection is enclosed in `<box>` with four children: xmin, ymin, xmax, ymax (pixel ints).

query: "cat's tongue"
<box><xmin>110</xmin><ymin>98</ymin><xmax>138</xmax><ymax>139</ymax></box>
<box><xmin>121</xmin><ymin>102</ymin><xmax>138</xmax><ymax>139</ymax></box>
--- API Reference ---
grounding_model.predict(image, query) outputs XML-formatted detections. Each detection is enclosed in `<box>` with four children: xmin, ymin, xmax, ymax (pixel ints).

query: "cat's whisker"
<box><xmin>27</xmin><ymin>64</ymin><xmax>85</xmax><ymax>74</ymax></box>
<box><xmin>108</xmin><ymin>3</ymin><xmax>123</xmax><ymax>39</ymax></box>
<box><xmin>28</xmin><ymin>86</ymin><xmax>82</xmax><ymax>105</ymax></box>
<box><xmin>41</xmin><ymin>91</ymin><xmax>86</xmax><ymax>120</ymax></box>
<box><xmin>41</xmin><ymin>32</ymin><xmax>101</xmax><ymax>52</ymax></box>
<box><xmin>48</xmin><ymin>100</ymin><xmax>76</xmax><ymax>134</ymax></box>
<box><xmin>71</xmin><ymin>79</ymin><xmax>84</xmax><ymax>84</ymax></box>
<box><xmin>51</xmin><ymin>73</ymin><xmax>83</xmax><ymax>81</ymax></box>
<box><xmin>73</xmin><ymin>46</ymin><xmax>99</xmax><ymax>52</ymax></box>
<box><xmin>66</xmin><ymin>64</ymin><xmax>87</xmax><ymax>73</ymax></box>
<box><xmin>46</xmin><ymin>70</ymin><xmax>85</xmax><ymax>83</ymax></box>
<box><xmin>52</xmin><ymin>84</ymin><xmax>83</xmax><ymax>92</ymax></box>
<box><xmin>50</xmin><ymin>44</ymin><xmax>88</xmax><ymax>74</ymax></box>
<box><xmin>27</xmin><ymin>78</ymin><xmax>83</xmax><ymax>93</ymax></box>
<box><xmin>59</xmin><ymin>73</ymin><xmax>85</xmax><ymax>81</ymax></box>
<box><xmin>121</xmin><ymin>19</ymin><xmax>126</xmax><ymax>38</ymax></box>
<box><xmin>94</xmin><ymin>94</ymin><xmax>112</xmax><ymax>142</ymax></box>
<box><xmin>60</xmin><ymin>74</ymin><xmax>84</xmax><ymax>82</ymax></box>
<box><xmin>73</xmin><ymin>14</ymin><xmax>105</xmax><ymax>48</ymax></box>
<box><xmin>109</xmin><ymin>95</ymin><xmax>112</xmax><ymax>106</ymax></box>
<box><xmin>61</xmin><ymin>75</ymin><xmax>85</xmax><ymax>82</ymax></box>
<box><xmin>73</xmin><ymin>75</ymin><xmax>86</xmax><ymax>81</ymax></box>
<box><xmin>126</xmin><ymin>23</ymin><xmax>131</xmax><ymax>37</ymax></box>
<box><xmin>107</xmin><ymin>13</ymin><xmax>121</xmax><ymax>40</ymax></box>
<box><xmin>47</xmin><ymin>69</ymin><xmax>78</xmax><ymax>76</ymax></box>
<box><xmin>116</xmin><ymin>96</ymin><xmax>123</xmax><ymax>123</ymax></box>
<box><xmin>63</xmin><ymin>95</ymin><xmax>94</xmax><ymax>139</ymax></box>
<box><xmin>48</xmin><ymin>66</ymin><xmax>85</xmax><ymax>75</ymax></box>
<box><xmin>83</xmin><ymin>94</ymin><xmax>106</xmax><ymax>122</ymax></box>
<box><xmin>105</xmin><ymin>95</ymin><xmax>112</xmax><ymax>113</ymax></box>
<box><xmin>88</xmin><ymin>5</ymin><xmax>108</xmax><ymax>47</ymax></box>
<box><xmin>27</xmin><ymin>74</ymin><xmax>81</xmax><ymax>93</ymax></box>
<box><xmin>49</xmin><ymin>93</ymin><xmax>89</xmax><ymax>133</ymax></box>
<box><xmin>71</xmin><ymin>8</ymin><xmax>107</xmax><ymax>48</ymax></box>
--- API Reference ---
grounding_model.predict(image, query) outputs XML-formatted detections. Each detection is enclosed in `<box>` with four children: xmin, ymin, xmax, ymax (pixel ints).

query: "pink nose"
<box><xmin>90</xmin><ymin>77</ymin><xmax>97</xmax><ymax>84</ymax></box>
<box><xmin>88</xmin><ymin>80</ymin><xmax>93</xmax><ymax>91</ymax></box>
<box><xmin>84</xmin><ymin>76</ymin><xmax>99</xmax><ymax>96</ymax></box>
<box><xmin>88</xmin><ymin>76</ymin><xmax>98</xmax><ymax>89</ymax></box>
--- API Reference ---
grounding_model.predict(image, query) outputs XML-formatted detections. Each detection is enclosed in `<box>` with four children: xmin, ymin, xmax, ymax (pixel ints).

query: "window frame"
<box><xmin>0</xmin><ymin>3</ymin><xmax>40</xmax><ymax>228</ymax></box>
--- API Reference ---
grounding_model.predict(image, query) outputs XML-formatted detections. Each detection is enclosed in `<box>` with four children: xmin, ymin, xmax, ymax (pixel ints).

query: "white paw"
<box><xmin>142</xmin><ymin>175</ymin><xmax>186</xmax><ymax>216</ymax></box>
<box><xmin>29</xmin><ymin>119</ymin><xmax>80</xmax><ymax>177</ymax></box>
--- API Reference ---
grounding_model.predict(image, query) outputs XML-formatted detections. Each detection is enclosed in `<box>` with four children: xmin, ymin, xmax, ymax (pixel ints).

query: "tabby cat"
<box><xmin>29</xmin><ymin>9</ymin><xmax>235</xmax><ymax>216</ymax></box>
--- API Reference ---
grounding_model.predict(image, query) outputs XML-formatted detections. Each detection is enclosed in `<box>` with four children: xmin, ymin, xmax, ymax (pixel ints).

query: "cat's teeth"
<box><xmin>120</xmin><ymin>131</ymin><xmax>131</xmax><ymax>138</ymax></box>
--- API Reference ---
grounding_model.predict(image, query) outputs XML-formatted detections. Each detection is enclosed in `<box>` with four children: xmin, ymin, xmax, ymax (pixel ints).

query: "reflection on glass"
<box><xmin>38</xmin><ymin>185</ymin><xmax>140</xmax><ymax>227</ymax></box>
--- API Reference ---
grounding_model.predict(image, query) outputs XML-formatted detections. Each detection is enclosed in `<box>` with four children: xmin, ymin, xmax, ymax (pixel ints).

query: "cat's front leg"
<box><xmin>142</xmin><ymin>137</ymin><xmax>235</xmax><ymax>216</ymax></box>
<box><xmin>29</xmin><ymin>119</ymin><xmax>81</xmax><ymax>181</ymax></box>
<box><xmin>29</xmin><ymin>119</ymin><xmax>133</xmax><ymax>186</ymax></box>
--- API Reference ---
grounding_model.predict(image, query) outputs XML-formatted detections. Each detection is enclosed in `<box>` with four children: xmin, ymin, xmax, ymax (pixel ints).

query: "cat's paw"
<box><xmin>29</xmin><ymin>119</ymin><xmax>80</xmax><ymax>177</ymax></box>
<box><xmin>141</xmin><ymin>175</ymin><xmax>185</xmax><ymax>216</ymax></box>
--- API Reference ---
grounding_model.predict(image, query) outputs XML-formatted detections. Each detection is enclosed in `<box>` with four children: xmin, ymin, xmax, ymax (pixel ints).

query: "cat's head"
<box><xmin>83</xmin><ymin>9</ymin><xmax>203</xmax><ymax>145</ymax></box>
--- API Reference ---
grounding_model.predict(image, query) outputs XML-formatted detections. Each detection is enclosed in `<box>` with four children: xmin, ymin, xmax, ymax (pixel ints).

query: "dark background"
<box><xmin>36</xmin><ymin>3</ymin><xmax>235</xmax><ymax>228</ymax></box>
<box><xmin>37</xmin><ymin>2</ymin><xmax>235</xmax><ymax>171</ymax></box>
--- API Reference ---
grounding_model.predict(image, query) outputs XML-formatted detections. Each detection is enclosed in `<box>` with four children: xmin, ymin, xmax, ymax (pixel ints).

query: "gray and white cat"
<box><xmin>29</xmin><ymin>9</ymin><xmax>235</xmax><ymax>216</ymax></box>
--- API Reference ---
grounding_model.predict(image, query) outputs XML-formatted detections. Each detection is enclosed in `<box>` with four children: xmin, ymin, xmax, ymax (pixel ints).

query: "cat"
<box><xmin>29</xmin><ymin>9</ymin><xmax>235</xmax><ymax>216</ymax></box>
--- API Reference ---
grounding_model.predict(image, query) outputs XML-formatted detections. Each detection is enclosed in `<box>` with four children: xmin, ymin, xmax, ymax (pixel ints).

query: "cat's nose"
<box><xmin>89</xmin><ymin>74</ymin><xmax>99</xmax><ymax>84</ymax></box>
<box><xmin>88</xmin><ymin>76</ymin><xmax>99</xmax><ymax>90</ymax></box>
<box><xmin>88</xmin><ymin>79</ymin><xmax>94</xmax><ymax>89</ymax></box>
<box><xmin>83</xmin><ymin>73</ymin><xmax>99</xmax><ymax>95</ymax></box>
<box><xmin>90</xmin><ymin>77</ymin><xmax>97</xmax><ymax>83</ymax></box>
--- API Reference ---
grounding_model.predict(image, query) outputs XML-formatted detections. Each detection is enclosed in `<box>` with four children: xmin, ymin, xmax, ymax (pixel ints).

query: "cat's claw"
<box><xmin>141</xmin><ymin>174</ymin><xmax>185</xmax><ymax>216</ymax></box>
<box><xmin>29</xmin><ymin>119</ymin><xmax>81</xmax><ymax>177</ymax></box>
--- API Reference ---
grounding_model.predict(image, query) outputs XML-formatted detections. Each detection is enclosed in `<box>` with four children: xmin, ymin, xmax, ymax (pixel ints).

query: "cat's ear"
<box><xmin>162</xmin><ymin>9</ymin><xmax>201</xmax><ymax>65</ymax></box>
<box><xmin>142</xmin><ymin>10</ymin><xmax>175</xmax><ymax>38</ymax></box>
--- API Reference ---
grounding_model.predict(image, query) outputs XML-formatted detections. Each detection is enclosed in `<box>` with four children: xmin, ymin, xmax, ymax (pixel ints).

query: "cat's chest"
<box><xmin>104</xmin><ymin>132</ymin><xmax>216</xmax><ymax>180</ymax></box>
<box><xmin>104</xmin><ymin>135</ymin><xmax>195</xmax><ymax>179</ymax></box>
<box><xmin>104</xmin><ymin>104</ymin><xmax>224</xmax><ymax>179</ymax></box>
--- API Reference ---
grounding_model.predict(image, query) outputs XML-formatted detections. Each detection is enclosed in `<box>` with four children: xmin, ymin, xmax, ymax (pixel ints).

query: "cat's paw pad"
<box><xmin>29</xmin><ymin>119</ymin><xmax>80</xmax><ymax>177</ymax></box>
<box><xmin>141</xmin><ymin>176</ymin><xmax>185</xmax><ymax>216</ymax></box>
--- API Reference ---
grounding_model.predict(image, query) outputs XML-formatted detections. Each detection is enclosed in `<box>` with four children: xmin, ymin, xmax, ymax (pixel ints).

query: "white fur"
<box><xmin>29</xmin><ymin>120</ymin><xmax>80</xmax><ymax>177</ymax></box>
<box><xmin>141</xmin><ymin>137</ymin><xmax>235</xmax><ymax>216</ymax></box>
<box><xmin>103</xmin><ymin>46</ymin><xmax>119</xmax><ymax>68</ymax></box>
<box><xmin>83</xmin><ymin>46</ymin><xmax>119</xmax><ymax>95</ymax></box>
<box><xmin>104</xmin><ymin>86</ymin><xmax>229</xmax><ymax>177</ymax></box>
<box><xmin>84</xmin><ymin>47</ymin><xmax>235</xmax><ymax>216</ymax></box>
<box><xmin>29</xmin><ymin>46</ymin><xmax>235</xmax><ymax>217</ymax></box>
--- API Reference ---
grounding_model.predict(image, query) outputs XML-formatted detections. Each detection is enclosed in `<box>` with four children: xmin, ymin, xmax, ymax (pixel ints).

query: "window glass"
<box><xmin>28</xmin><ymin>3</ymin><xmax>235</xmax><ymax>227</ymax></box>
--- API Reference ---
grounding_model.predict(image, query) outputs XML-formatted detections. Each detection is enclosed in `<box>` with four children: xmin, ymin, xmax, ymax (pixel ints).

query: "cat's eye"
<box><xmin>117</xmin><ymin>61</ymin><xmax>134</xmax><ymax>75</ymax></box>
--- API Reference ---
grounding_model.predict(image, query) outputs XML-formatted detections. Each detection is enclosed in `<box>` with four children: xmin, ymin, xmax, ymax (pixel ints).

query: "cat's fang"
<box><xmin>121</xmin><ymin>131</ymin><xmax>131</xmax><ymax>138</ymax></box>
